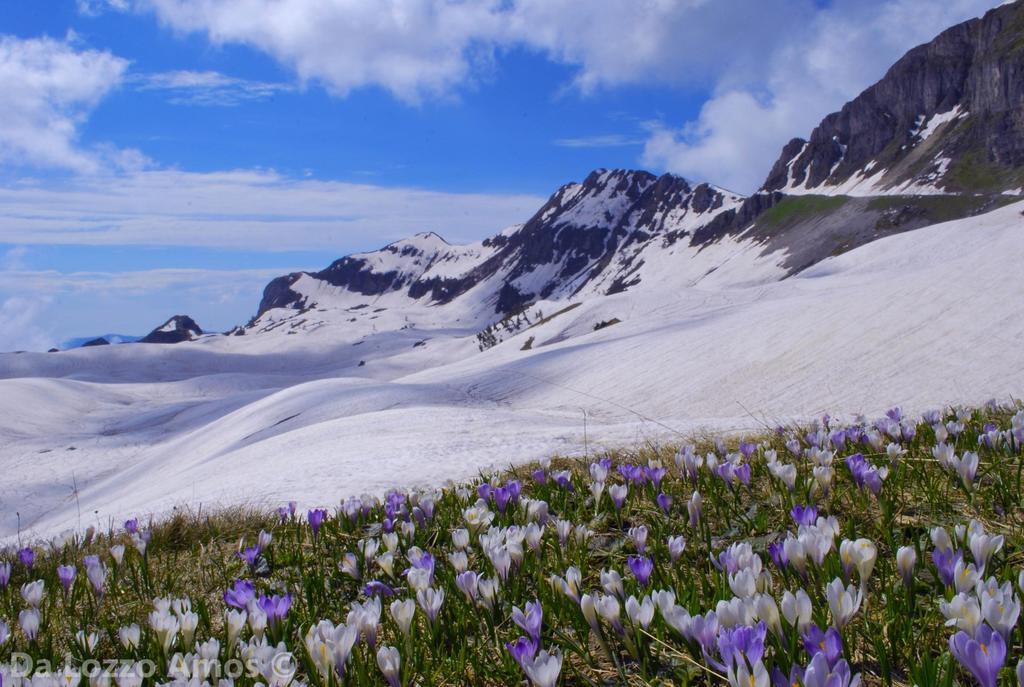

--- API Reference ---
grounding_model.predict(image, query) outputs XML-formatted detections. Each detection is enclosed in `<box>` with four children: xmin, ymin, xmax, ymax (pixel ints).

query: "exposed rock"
<box><xmin>141</xmin><ymin>315</ymin><xmax>203</xmax><ymax>344</ymax></box>
<box><xmin>81</xmin><ymin>337</ymin><xmax>110</xmax><ymax>348</ymax></box>
<box><xmin>763</xmin><ymin>2</ymin><xmax>1024</xmax><ymax>195</ymax></box>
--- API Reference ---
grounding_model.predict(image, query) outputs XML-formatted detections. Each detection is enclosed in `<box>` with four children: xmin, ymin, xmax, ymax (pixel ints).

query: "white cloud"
<box><xmin>142</xmin><ymin>0</ymin><xmax>508</xmax><ymax>103</ymax></box>
<box><xmin>0</xmin><ymin>34</ymin><xmax>128</xmax><ymax>172</ymax></box>
<box><xmin>133</xmin><ymin>70</ymin><xmax>293</xmax><ymax>106</ymax></box>
<box><xmin>0</xmin><ymin>168</ymin><xmax>544</xmax><ymax>250</ymax></box>
<box><xmin>642</xmin><ymin>0</ymin><xmax>1005</xmax><ymax>192</ymax></box>
<box><xmin>0</xmin><ymin>296</ymin><xmax>53</xmax><ymax>352</ymax></box>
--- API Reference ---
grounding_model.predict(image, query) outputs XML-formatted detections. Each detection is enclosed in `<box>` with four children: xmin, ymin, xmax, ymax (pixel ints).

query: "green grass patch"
<box><xmin>757</xmin><ymin>194</ymin><xmax>851</xmax><ymax>229</ymax></box>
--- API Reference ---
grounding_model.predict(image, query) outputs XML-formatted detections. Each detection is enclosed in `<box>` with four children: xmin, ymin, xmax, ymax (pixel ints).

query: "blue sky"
<box><xmin>0</xmin><ymin>0</ymin><xmax>1003</xmax><ymax>350</ymax></box>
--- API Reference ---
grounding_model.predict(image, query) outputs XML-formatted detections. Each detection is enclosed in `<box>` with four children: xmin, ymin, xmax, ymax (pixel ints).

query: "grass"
<box><xmin>866</xmin><ymin>194</ymin><xmax>1020</xmax><ymax>224</ymax></box>
<box><xmin>944</xmin><ymin>150</ymin><xmax>1024</xmax><ymax>195</ymax></box>
<box><xmin>757</xmin><ymin>195</ymin><xmax>851</xmax><ymax>230</ymax></box>
<box><xmin>1</xmin><ymin>402</ymin><xmax>1023</xmax><ymax>687</ymax></box>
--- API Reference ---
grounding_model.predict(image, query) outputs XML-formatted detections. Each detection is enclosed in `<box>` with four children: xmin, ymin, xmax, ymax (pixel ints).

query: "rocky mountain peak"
<box><xmin>763</xmin><ymin>1</ymin><xmax>1024</xmax><ymax>196</ymax></box>
<box><xmin>141</xmin><ymin>315</ymin><xmax>203</xmax><ymax>344</ymax></box>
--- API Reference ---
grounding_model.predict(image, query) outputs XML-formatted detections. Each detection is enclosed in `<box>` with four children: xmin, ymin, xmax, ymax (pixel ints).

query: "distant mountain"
<box><xmin>60</xmin><ymin>334</ymin><xmax>142</xmax><ymax>350</ymax></box>
<box><xmin>140</xmin><ymin>315</ymin><xmax>203</xmax><ymax>344</ymax></box>
<box><xmin>247</xmin><ymin>169</ymin><xmax>745</xmax><ymax>334</ymax></box>
<box><xmin>762</xmin><ymin>1</ymin><xmax>1024</xmax><ymax>196</ymax></box>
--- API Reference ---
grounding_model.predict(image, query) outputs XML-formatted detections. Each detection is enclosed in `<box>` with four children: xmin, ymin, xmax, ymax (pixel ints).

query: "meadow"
<box><xmin>1</xmin><ymin>402</ymin><xmax>1022</xmax><ymax>687</ymax></box>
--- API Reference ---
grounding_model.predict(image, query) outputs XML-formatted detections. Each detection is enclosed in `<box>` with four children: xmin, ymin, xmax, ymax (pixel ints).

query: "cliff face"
<box><xmin>763</xmin><ymin>1</ymin><xmax>1024</xmax><ymax>195</ymax></box>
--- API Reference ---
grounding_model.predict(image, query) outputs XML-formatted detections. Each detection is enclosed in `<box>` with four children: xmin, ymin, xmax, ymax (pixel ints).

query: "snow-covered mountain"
<box><xmin>1</xmin><ymin>4</ymin><xmax>1023</xmax><ymax>542</ymax></box>
<box><xmin>246</xmin><ymin>169</ymin><xmax>746</xmax><ymax>340</ymax></box>
<box><xmin>763</xmin><ymin>1</ymin><xmax>1024</xmax><ymax>196</ymax></box>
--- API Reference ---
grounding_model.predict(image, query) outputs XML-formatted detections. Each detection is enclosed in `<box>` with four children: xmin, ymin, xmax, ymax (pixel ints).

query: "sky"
<box><xmin>0</xmin><ymin>0</ymin><xmax>1005</xmax><ymax>351</ymax></box>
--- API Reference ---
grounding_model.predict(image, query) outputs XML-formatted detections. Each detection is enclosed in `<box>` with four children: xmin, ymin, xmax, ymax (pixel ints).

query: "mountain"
<box><xmin>60</xmin><ymin>334</ymin><xmax>142</xmax><ymax>350</ymax></box>
<box><xmin>763</xmin><ymin>1</ymin><xmax>1024</xmax><ymax>196</ymax></box>
<box><xmin>246</xmin><ymin>169</ymin><xmax>747</xmax><ymax>337</ymax></box>
<box><xmin>140</xmin><ymin>315</ymin><xmax>204</xmax><ymax>344</ymax></box>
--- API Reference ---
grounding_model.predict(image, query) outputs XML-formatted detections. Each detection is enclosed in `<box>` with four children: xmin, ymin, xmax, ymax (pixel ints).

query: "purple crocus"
<box><xmin>772</xmin><ymin>665</ymin><xmax>805</xmax><ymax>687</ymax></box>
<box><xmin>277</xmin><ymin>506</ymin><xmax>290</xmax><ymax>523</ymax></box>
<box><xmin>505</xmin><ymin>636</ymin><xmax>539</xmax><ymax>669</ymax></box>
<box><xmin>949</xmin><ymin>623</ymin><xmax>1005</xmax><ymax>687</ymax></box>
<box><xmin>477</xmin><ymin>483</ymin><xmax>493</xmax><ymax>502</ymax></box>
<box><xmin>511</xmin><ymin>600</ymin><xmax>543</xmax><ymax>641</ymax></box>
<box><xmin>223</xmin><ymin>579</ymin><xmax>256</xmax><ymax>609</ymax></box>
<box><xmin>714</xmin><ymin>621</ymin><xmax>766</xmax><ymax>671</ymax></box>
<box><xmin>237</xmin><ymin>545</ymin><xmax>261</xmax><ymax>568</ymax></box>
<box><xmin>257</xmin><ymin>593</ymin><xmax>292</xmax><ymax>631</ymax></box>
<box><xmin>886</xmin><ymin>406</ymin><xmax>903</xmax><ymax>423</ymax></box>
<box><xmin>739</xmin><ymin>442</ymin><xmax>757</xmax><ymax>459</ymax></box>
<box><xmin>791</xmin><ymin>505</ymin><xmax>818</xmax><ymax>527</ymax></box>
<box><xmin>645</xmin><ymin>466</ymin><xmax>667</xmax><ymax>488</ymax></box>
<box><xmin>734</xmin><ymin>463</ymin><xmax>751</xmax><ymax>487</ymax></box>
<box><xmin>0</xmin><ymin>561</ymin><xmax>10</xmax><ymax>588</ymax></box>
<box><xmin>493</xmin><ymin>486</ymin><xmax>512</xmax><ymax>514</ymax></box>
<box><xmin>18</xmin><ymin>547</ymin><xmax>34</xmax><ymax>569</ymax></box>
<box><xmin>932</xmin><ymin>547</ymin><xmax>963</xmax><ymax>588</ymax></box>
<box><xmin>308</xmin><ymin>508</ymin><xmax>328</xmax><ymax>539</ymax></box>
<box><xmin>57</xmin><ymin>565</ymin><xmax>76</xmax><ymax>594</ymax></box>
<box><xmin>363</xmin><ymin>580</ymin><xmax>395</xmax><ymax>597</ymax></box>
<box><xmin>531</xmin><ymin>468</ymin><xmax>547</xmax><ymax>484</ymax></box>
<box><xmin>656</xmin><ymin>492</ymin><xmax>673</xmax><ymax>515</ymax></box>
<box><xmin>627</xmin><ymin>555</ymin><xmax>653</xmax><ymax>587</ymax></box>
<box><xmin>802</xmin><ymin>624</ymin><xmax>843</xmax><ymax>668</ymax></box>
<box><xmin>768</xmin><ymin>540</ymin><xmax>788</xmax><ymax>570</ymax></box>
<box><xmin>845</xmin><ymin>453</ymin><xmax>885</xmax><ymax>495</ymax></box>
<box><xmin>124</xmin><ymin>518</ymin><xmax>139</xmax><ymax>535</ymax></box>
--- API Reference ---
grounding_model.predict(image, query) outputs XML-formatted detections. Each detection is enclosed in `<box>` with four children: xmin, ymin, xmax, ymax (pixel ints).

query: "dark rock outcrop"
<box><xmin>141</xmin><ymin>315</ymin><xmax>203</xmax><ymax>344</ymax></box>
<box><xmin>81</xmin><ymin>337</ymin><xmax>110</xmax><ymax>348</ymax></box>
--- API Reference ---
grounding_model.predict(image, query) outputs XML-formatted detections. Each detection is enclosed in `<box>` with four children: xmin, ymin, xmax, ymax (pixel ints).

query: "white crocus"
<box><xmin>825</xmin><ymin>578</ymin><xmax>862</xmax><ymax>629</ymax></box>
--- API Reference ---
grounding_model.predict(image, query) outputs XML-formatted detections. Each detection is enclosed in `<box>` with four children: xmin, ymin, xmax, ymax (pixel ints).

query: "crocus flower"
<box><xmin>802</xmin><ymin>624</ymin><xmax>843</xmax><ymax>668</ymax></box>
<box><xmin>364</xmin><ymin>580</ymin><xmax>395</xmax><ymax>597</ymax></box>
<box><xmin>238</xmin><ymin>545</ymin><xmax>261</xmax><ymax>568</ymax></box>
<box><xmin>667</xmin><ymin>535</ymin><xmax>686</xmax><ymax>562</ymax></box>
<box><xmin>522</xmin><ymin>649</ymin><xmax>562</xmax><ymax>687</ymax></box>
<box><xmin>768</xmin><ymin>541</ymin><xmax>788</xmax><ymax>570</ymax></box>
<box><xmin>0</xmin><ymin>561</ymin><xmax>10</xmax><ymax>588</ymax></box>
<box><xmin>608</xmin><ymin>484</ymin><xmax>628</xmax><ymax>510</ymax></box>
<box><xmin>531</xmin><ymin>468</ymin><xmax>546</xmax><ymax>484</ymax></box>
<box><xmin>688</xmin><ymin>491</ymin><xmax>702</xmax><ymax>528</ymax></box>
<box><xmin>772</xmin><ymin>665</ymin><xmax>805</xmax><ymax>687</ymax></box>
<box><xmin>801</xmin><ymin>654</ymin><xmax>859</xmax><ymax>687</ymax></box>
<box><xmin>224</xmin><ymin>579</ymin><xmax>256</xmax><ymax>609</ymax></box>
<box><xmin>257</xmin><ymin>593</ymin><xmax>292</xmax><ymax>632</ymax></box>
<box><xmin>124</xmin><ymin>518</ymin><xmax>139</xmax><ymax>535</ymax></box>
<box><xmin>389</xmin><ymin>598</ymin><xmax>416</xmax><ymax>637</ymax></box>
<box><xmin>825</xmin><ymin>578</ymin><xmax>862</xmax><ymax>630</ymax></box>
<box><xmin>791</xmin><ymin>505</ymin><xmax>818</xmax><ymax>527</ymax></box>
<box><xmin>715</xmin><ymin>621</ymin><xmax>766</xmax><ymax>671</ymax></box>
<box><xmin>511</xmin><ymin>600</ymin><xmax>543</xmax><ymax>641</ymax></box>
<box><xmin>18</xmin><ymin>547</ymin><xmax>34</xmax><ymax>569</ymax></box>
<box><xmin>86</xmin><ymin>563</ymin><xmax>107</xmax><ymax>597</ymax></box>
<box><xmin>376</xmin><ymin>646</ymin><xmax>401</xmax><ymax>687</ymax></box>
<box><xmin>308</xmin><ymin>509</ymin><xmax>328</xmax><ymax>539</ymax></box>
<box><xmin>949</xmin><ymin>623</ymin><xmax>1005</xmax><ymax>687</ymax></box>
<box><xmin>506</xmin><ymin>636</ymin><xmax>539</xmax><ymax>668</ymax></box>
<box><xmin>896</xmin><ymin>546</ymin><xmax>916</xmax><ymax>586</ymax></box>
<box><xmin>21</xmin><ymin>580</ymin><xmax>44</xmax><ymax>607</ymax></box>
<box><xmin>932</xmin><ymin>547</ymin><xmax>963</xmax><ymax>587</ymax></box>
<box><xmin>656</xmin><ymin>492</ymin><xmax>673</xmax><ymax>515</ymax></box>
<box><xmin>57</xmin><ymin>565</ymin><xmax>76</xmax><ymax>594</ymax></box>
<box><xmin>416</xmin><ymin>587</ymin><xmax>445</xmax><ymax>626</ymax></box>
<box><xmin>627</xmin><ymin>555</ymin><xmax>653</xmax><ymax>587</ymax></box>
<box><xmin>19</xmin><ymin>608</ymin><xmax>40</xmax><ymax>641</ymax></box>
<box><xmin>845</xmin><ymin>453</ymin><xmax>887</xmax><ymax>495</ymax></box>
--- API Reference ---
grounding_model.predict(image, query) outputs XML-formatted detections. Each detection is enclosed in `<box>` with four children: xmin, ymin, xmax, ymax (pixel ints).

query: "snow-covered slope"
<box><xmin>2</xmin><ymin>201</ymin><xmax>1022</xmax><ymax>542</ymax></box>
